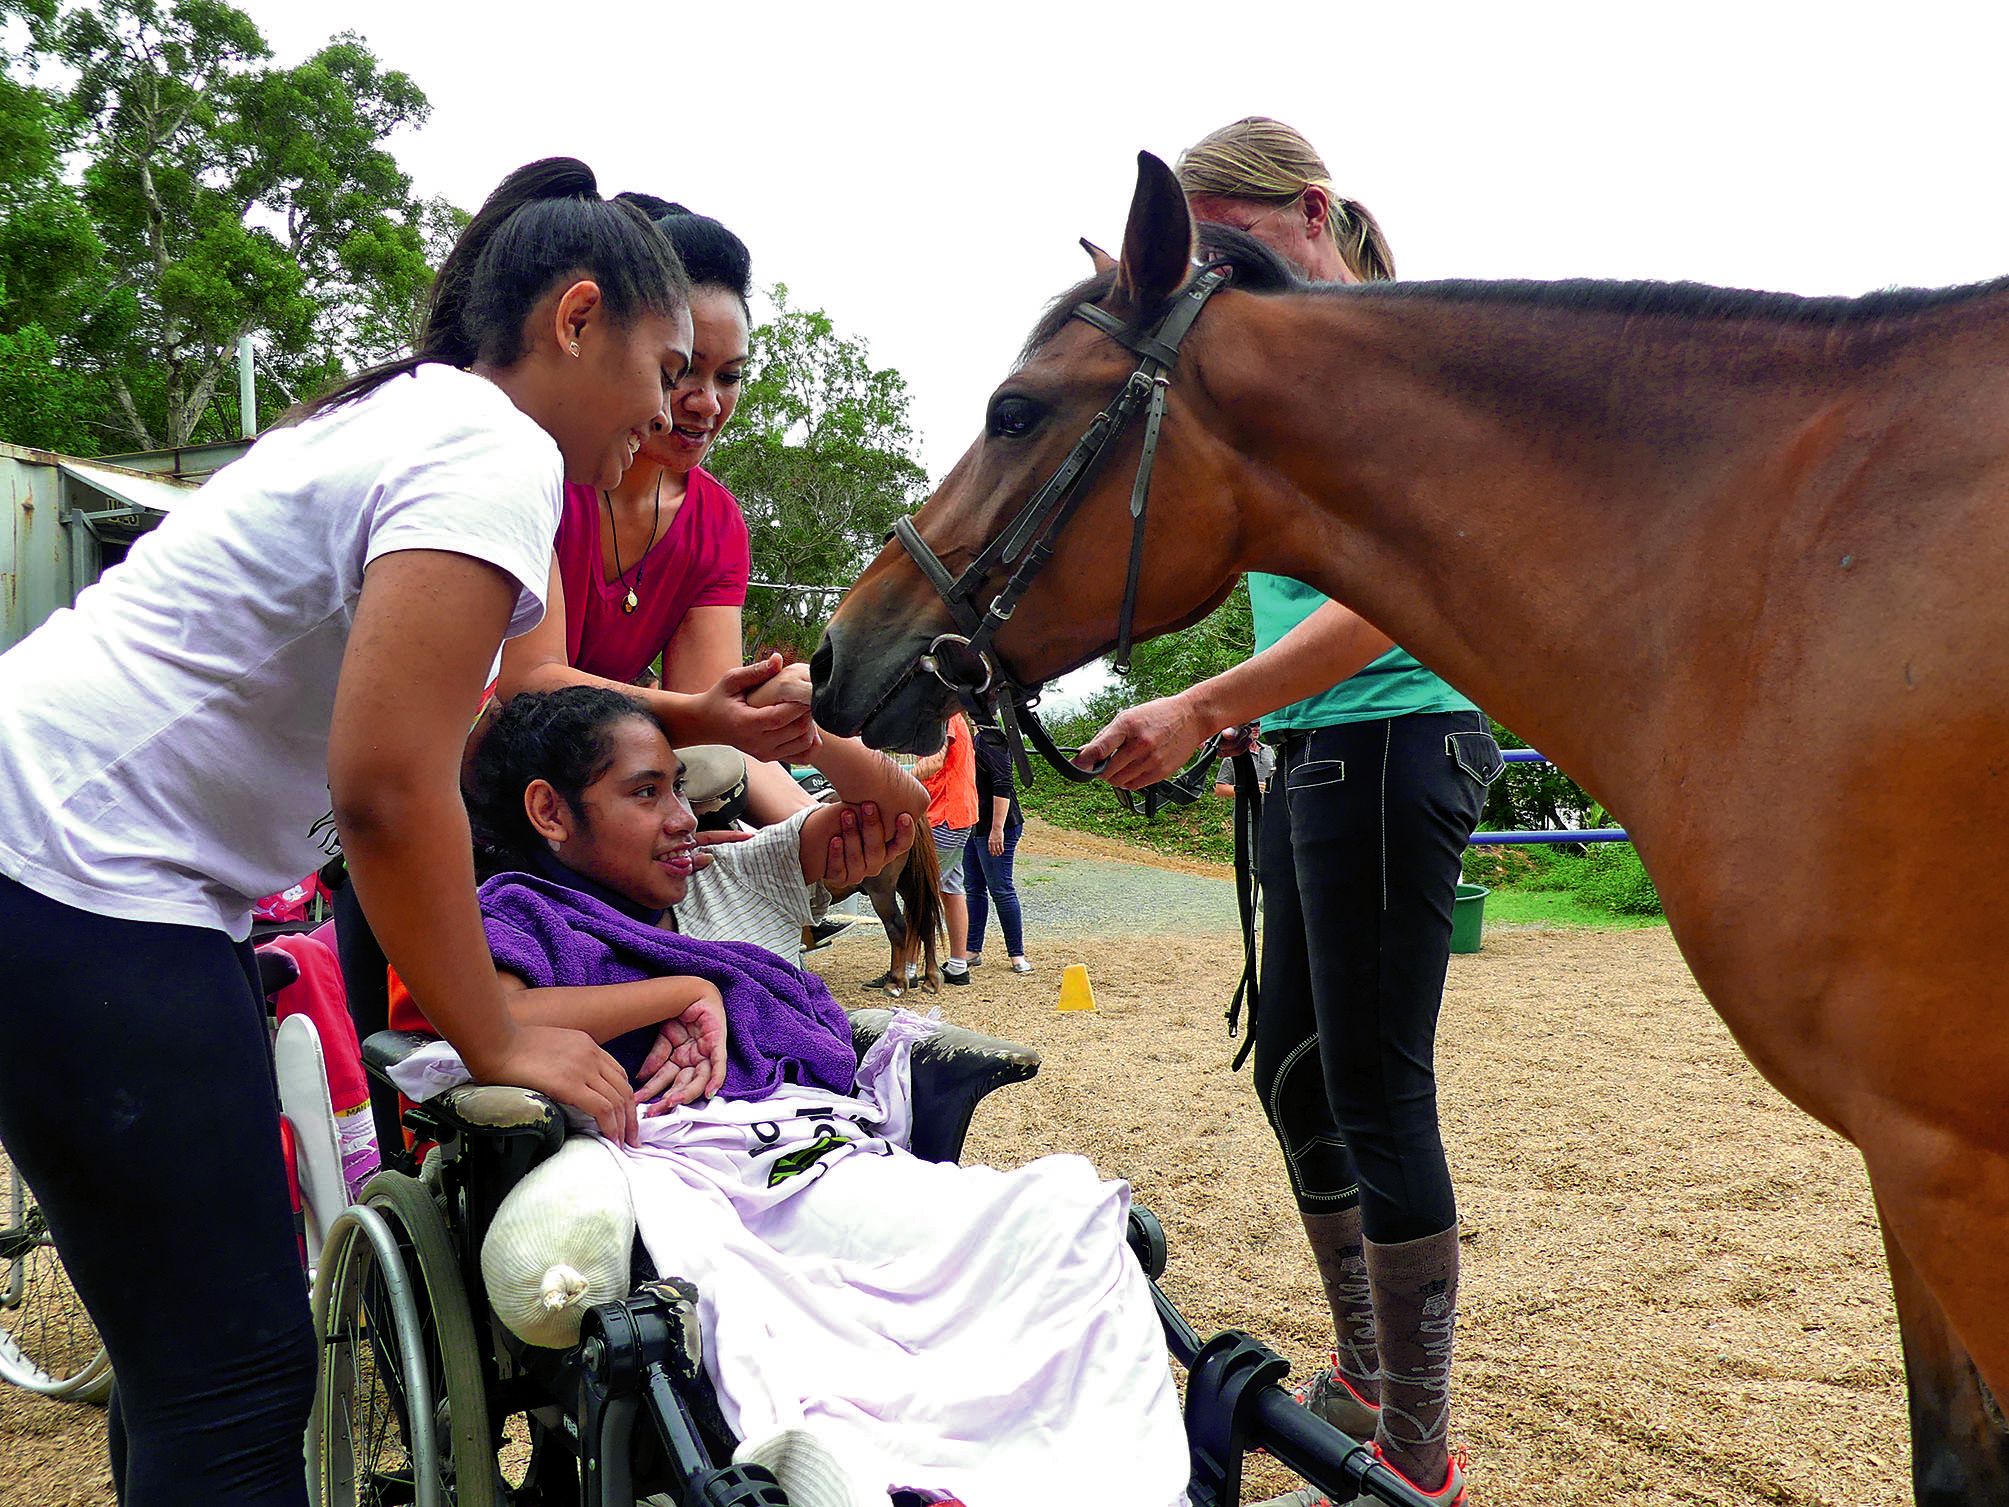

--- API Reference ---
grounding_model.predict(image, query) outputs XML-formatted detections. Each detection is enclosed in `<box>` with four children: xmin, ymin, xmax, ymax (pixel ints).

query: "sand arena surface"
<box><xmin>0</xmin><ymin>826</ymin><xmax>1909</xmax><ymax>1505</ymax></box>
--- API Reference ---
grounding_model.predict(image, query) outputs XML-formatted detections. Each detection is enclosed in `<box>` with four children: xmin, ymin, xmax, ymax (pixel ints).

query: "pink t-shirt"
<box><xmin>555</xmin><ymin>466</ymin><xmax>752</xmax><ymax>682</ymax></box>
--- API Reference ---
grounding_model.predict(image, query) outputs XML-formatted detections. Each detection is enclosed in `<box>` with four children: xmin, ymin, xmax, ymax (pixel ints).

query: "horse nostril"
<box><xmin>809</xmin><ymin>638</ymin><xmax>835</xmax><ymax>691</ymax></box>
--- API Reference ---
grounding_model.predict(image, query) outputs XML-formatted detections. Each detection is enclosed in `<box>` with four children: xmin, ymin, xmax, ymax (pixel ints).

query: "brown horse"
<box><xmin>812</xmin><ymin>152</ymin><xmax>2009</xmax><ymax>1503</ymax></box>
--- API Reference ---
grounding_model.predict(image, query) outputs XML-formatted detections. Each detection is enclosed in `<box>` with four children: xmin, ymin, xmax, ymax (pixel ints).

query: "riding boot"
<box><xmin>1298</xmin><ymin>1206</ymin><xmax>1381</xmax><ymax>1435</ymax></box>
<box><xmin>1363</xmin><ymin>1224</ymin><xmax>1460</xmax><ymax>1493</ymax></box>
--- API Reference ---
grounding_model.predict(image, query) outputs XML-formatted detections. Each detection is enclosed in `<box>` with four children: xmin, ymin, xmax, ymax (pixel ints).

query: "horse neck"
<box><xmin>1207</xmin><ymin>288</ymin><xmax>1826</xmax><ymax>811</ymax></box>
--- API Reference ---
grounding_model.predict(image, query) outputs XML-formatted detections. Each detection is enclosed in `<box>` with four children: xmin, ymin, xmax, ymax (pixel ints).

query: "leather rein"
<box><xmin>887</xmin><ymin>262</ymin><xmax>1233</xmax><ymax>806</ymax></box>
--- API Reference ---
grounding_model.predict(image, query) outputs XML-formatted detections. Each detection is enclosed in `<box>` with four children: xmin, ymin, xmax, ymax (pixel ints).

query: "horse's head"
<box><xmin>812</xmin><ymin>152</ymin><xmax>1264</xmax><ymax>751</ymax></box>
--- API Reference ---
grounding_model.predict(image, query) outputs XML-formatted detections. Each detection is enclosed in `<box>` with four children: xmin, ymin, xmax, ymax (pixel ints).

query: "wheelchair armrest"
<box><xmin>361</xmin><ymin>1029</ymin><xmax>565</xmax><ymax>1149</ymax></box>
<box><xmin>847</xmin><ymin>1008</ymin><xmax>1041</xmax><ymax>1164</ymax></box>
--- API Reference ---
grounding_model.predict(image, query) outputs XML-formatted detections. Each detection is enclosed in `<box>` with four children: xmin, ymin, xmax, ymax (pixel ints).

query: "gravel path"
<box><xmin>1005</xmin><ymin>848</ymin><xmax>1239</xmax><ymax>937</ymax></box>
<box><xmin>824</xmin><ymin>818</ymin><xmax>1242</xmax><ymax>940</ymax></box>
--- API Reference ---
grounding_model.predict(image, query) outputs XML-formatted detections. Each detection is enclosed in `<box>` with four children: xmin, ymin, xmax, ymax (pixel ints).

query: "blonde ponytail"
<box><xmin>1175</xmin><ymin>117</ymin><xmax>1397</xmax><ymax>283</ymax></box>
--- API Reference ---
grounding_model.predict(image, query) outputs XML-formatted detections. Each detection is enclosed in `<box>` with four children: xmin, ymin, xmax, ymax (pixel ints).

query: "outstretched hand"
<box><xmin>1074</xmin><ymin>693</ymin><xmax>1214</xmax><ymax>790</ymax></box>
<box><xmin>632</xmin><ymin>983</ymin><xmax>728</xmax><ymax>1115</ymax></box>
<box><xmin>694</xmin><ymin>656</ymin><xmax>819</xmax><ymax>763</ymax></box>
<box><xmin>821</xmin><ymin>801</ymin><xmax>917</xmax><ymax>891</ymax></box>
<box><xmin>469</xmin><ymin>1023</ymin><xmax>640</xmax><ymax>1146</ymax></box>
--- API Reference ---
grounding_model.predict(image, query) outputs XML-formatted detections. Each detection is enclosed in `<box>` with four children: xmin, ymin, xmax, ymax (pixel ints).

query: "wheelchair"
<box><xmin>311</xmin><ymin>993</ymin><xmax>1443</xmax><ymax>1507</ymax></box>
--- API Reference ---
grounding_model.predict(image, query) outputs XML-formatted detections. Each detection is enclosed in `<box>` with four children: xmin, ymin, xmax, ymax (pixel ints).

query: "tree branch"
<box><xmin>175</xmin><ymin>321</ymin><xmax>253</xmax><ymax>446</ymax></box>
<box><xmin>110</xmin><ymin>374</ymin><xmax>156</xmax><ymax>451</ymax></box>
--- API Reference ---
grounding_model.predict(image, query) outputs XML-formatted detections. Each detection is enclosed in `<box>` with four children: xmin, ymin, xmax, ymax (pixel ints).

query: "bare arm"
<box><xmin>497</xmin><ymin>970</ymin><xmax>721</xmax><ymax>1045</ymax></box>
<box><xmin>658</xmin><ymin>604</ymin><xmax>816</xmax><ymax>823</ymax></box>
<box><xmin>658</xmin><ymin>604</ymin><xmax>743</xmax><ymax>694</ymax></box>
<box><xmin>1077</xmin><ymin>600</ymin><xmax>1393</xmax><ymax>789</ymax></box>
<box><xmin>499</xmin><ymin>969</ymin><xmax>727</xmax><ymax>1111</ymax></box>
<box><xmin>495</xmin><ymin>558</ymin><xmax>816</xmax><ymax>761</ymax></box>
<box><xmin>989</xmin><ymin>793</ymin><xmax>1013</xmax><ymax>834</ymax></box>
<box><xmin>737</xmin><ymin>665</ymin><xmax>930</xmax><ymax>886</ymax></box>
<box><xmin>331</xmin><ymin>550</ymin><xmax>637</xmax><ymax>1143</ymax></box>
<box><xmin>744</xmin><ymin>662</ymin><xmax>930</xmax><ymax>830</ymax></box>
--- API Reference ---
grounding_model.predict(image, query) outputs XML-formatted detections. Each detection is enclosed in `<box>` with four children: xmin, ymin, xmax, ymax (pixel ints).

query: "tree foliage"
<box><xmin>709</xmin><ymin>284</ymin><xmax>929</xmax><ymax>659</ymax></box>
<box><xmin>0</xmin><ymin>0</ymin><xmax>437</xmax><ymax>453</ymax></box>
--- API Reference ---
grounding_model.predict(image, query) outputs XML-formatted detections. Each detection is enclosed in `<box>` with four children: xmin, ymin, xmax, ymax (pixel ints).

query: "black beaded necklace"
<box><xmin>603</xmin><ymin>470</ymin><xmax>663</xmax><ymax>614</ymax></box>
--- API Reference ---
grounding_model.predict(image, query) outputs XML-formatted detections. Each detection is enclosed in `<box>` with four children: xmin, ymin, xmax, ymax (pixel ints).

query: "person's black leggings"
<box><xmin>0</xmin><ymin>872</ymin><xmax>315</xmax><ymax>1506</ymax></box>
<box><xmin>1249</xmin><ymin>711</ymin><xmax>1499</xmax><ymax>1244</ymax></box>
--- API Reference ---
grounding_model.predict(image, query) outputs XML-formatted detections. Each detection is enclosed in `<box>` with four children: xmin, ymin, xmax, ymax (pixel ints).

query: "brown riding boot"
<box><xmin>1294</xmin><ymin>1206</ymin><xmax>1382</xmax><ymax>1438</ymax></box>
<box><xmin>1364</xmin><ymin>1224</ymin><xmax>1462</xmax><ymax>1497</ymax></box>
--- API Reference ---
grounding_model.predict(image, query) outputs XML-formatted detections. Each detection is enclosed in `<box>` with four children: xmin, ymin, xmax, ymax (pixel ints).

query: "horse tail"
<box><xmin>895</xmin><ymin>832</ymin><xmax>945</xmax><ymax>985</ymax></box>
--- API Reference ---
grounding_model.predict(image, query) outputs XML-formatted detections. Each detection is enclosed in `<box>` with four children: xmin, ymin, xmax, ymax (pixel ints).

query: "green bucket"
<box><xmin>1450</xmin><ymin>882</ymin><xmax>1489</xmax><ymax>954</ymax></box>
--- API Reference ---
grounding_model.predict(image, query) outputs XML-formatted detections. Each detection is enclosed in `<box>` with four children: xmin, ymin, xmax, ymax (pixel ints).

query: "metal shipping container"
<box><xmin>1</xmin><ymin>442</ymin><xmax>206</xmax><ymax>653</ymax></box>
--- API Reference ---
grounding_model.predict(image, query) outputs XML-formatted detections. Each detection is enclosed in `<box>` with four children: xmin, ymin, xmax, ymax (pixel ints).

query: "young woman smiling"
<box><xmin>0</xmin><ymin>159</ymin><xmax>815</xmax><ymax>1507</ymax></box>
<box><xmin>497</xmin><ymin>200</ymin><xmax>818</xmax><ymax>825</ymax></box>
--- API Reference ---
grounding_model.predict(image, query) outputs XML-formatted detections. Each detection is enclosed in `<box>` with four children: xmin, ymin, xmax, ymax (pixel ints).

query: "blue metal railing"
<box><xmin>1473</xmin><ymin>749</ymin><xmax>1630</xmax><ymax>846</ymax></box>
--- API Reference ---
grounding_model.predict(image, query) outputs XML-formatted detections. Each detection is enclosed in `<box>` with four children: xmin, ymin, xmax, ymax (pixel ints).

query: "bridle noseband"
<box><xmin>889</xmin><ymin>263</ymin><xmax>1233</xmax><ymax>797</ymax></box>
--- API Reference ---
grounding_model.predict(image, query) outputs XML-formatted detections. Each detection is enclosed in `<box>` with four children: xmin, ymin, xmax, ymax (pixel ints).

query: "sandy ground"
<box><xmin>0</xmin><ymin>825</ymin><xmax>1910</xmax><ymax>1506</ymax></box>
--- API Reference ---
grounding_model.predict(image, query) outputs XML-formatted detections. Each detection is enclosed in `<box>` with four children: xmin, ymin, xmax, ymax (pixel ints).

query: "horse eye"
<box><xmin>987</xmin><ymin>395</ymin><xmax>1043</xmax><ymax>439</ymax></box>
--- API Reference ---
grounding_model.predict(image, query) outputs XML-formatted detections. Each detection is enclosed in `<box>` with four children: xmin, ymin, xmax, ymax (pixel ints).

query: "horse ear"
<box><xmin>1112</xmin><ymin>151</ymin><xmax>1193</xmax><ymax>313</ymax></box>
<box><xmin>1080</xmin><ymin>237</ymin><xmax>1118</xmax><ymax>277</ymax></box>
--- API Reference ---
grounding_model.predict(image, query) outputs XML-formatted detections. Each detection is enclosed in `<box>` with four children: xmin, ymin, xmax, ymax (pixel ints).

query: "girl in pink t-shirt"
<box><xmin>498</xmin><ymin>202</ymin><xmax>812</xmax><ymax>822</ymax></box>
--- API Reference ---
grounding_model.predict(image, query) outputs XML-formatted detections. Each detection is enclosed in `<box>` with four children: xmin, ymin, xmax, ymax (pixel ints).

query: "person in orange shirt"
<box><xmin>912</xmin><ymin>711</ymin><xmax>978</xmax><ymax>985</ymax></box>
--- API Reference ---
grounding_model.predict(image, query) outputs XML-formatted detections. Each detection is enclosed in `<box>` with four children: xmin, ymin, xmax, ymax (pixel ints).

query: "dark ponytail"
<box><xmin>615</xmin><ymin>192</ymin><xmax>753</xmax><ymax>314</ymax></box>
<box><xmin>305</xmin><ymin>158</ymin><xmax>691</xmax><ymax>417</ymax></box>
<box><xmin>465</xmin><ymin>687</ymin><xmax>659</xmax><ymax>869</ymax></box>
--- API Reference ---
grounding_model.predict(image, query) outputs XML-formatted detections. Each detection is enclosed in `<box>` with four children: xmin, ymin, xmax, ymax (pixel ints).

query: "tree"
<box><xmin>0</xmin><ymin>7</ymin><xmax>113</xmax><ymax>450</ymax></box>
<box><xmin>709</xmin><ymin>284</ymin><xmax>930</xmax><ymax>660</ymax></box>
<box><xmin>0</xmin><ymin>1</ymin><xmax>438</xmax><ymax>452</ymax></box>
<box><xmin>1056</xmin><ymin>584</ymin><xmax>1255</xmax><ymax>746</ymax></box>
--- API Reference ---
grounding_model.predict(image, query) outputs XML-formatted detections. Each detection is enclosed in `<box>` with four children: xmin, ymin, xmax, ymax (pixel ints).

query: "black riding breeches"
<box><xmin>0</xmin><ymin>872</ymin><xmax>315</xmax><ymax>1507</ymax></box>
<box><xmin>1250</xmin><ymin>711</ymin><xmax>1497</xmax><ymax>1244</ymax></box>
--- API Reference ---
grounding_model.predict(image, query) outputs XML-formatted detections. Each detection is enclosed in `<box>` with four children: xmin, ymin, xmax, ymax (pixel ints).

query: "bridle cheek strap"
<box><xmin>890</xmin><ymin>264</ymin><xmax>1232</xmax><ymax>791</ymax></box>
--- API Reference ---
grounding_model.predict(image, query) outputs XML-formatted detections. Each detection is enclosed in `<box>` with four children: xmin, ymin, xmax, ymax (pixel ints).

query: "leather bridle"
<box><xmin>885</xmin><ymin>262</ymin><xmax>1233</xmax><ymax>799</ymax></box>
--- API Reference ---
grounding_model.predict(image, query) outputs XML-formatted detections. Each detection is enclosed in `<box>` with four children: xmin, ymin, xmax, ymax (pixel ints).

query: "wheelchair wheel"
<box><xmin>0</xmin><ymin>1138</ymin><xmax>112</xmax><ymax>1404</ymax></box>
<box><xmin>310</xmin><ymin>1170</ymin><xmax>496</xmax><ymax>1507</ymax></box>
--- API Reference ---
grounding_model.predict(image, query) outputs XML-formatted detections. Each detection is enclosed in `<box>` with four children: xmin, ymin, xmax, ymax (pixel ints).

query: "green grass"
<box><xmin>1475</xmin><ymin>884</ymin><xmax>1664</xmax><ymax>931</ymax></box>
<box><xmin>1018</xmin><ymin>775</ymin><xmax>1238</xmax><ymax>867</ymax></box>
<box><xmin>1022</xmin><ymin>777</ymin><xmax>1669</xmax><ymax>930</ymax></box>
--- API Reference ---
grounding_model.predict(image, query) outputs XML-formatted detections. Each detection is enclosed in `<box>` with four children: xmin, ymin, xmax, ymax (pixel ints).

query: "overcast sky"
<box><xmin>240</xmin><ymin>0</ymin><xmax>2009</xmax><ymax>481</ymax></box>
<box><xmin>238</xmin><ymin>0</ymin><xmax>2009</xmax><ymax>704</ymax></box>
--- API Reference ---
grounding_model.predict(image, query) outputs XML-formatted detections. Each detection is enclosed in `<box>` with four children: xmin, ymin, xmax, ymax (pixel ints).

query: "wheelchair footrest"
<box><xmin>577</xmin><ymin>1282</ymin><xmax>788</xmax><ymax>1506</ymax></box>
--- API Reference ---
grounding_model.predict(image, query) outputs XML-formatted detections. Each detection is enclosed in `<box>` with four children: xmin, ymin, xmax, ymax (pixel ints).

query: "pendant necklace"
<box><xmin>604</xmin><ymin>471</ymin><xmax>662</xmax><ymax>615</ymax></box>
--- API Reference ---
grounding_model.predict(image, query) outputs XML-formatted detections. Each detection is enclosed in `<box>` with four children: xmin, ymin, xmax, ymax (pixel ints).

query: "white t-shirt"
<box><xmin>0</xmin><ymin>364</ymin><xmax>563</xmax><ymax>938</ymax></box>
<box><xmin>676</xmin><ymin>807</ymin><xmax>830</xmax><ymax>962</ymax></box>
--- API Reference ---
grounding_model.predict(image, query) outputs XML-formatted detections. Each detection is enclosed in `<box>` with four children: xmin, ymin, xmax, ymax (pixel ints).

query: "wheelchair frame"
<box><xmin>309</xmin><ymin>1013</ymin><xmax>1440</xmax><ymax>1507</ymax></box>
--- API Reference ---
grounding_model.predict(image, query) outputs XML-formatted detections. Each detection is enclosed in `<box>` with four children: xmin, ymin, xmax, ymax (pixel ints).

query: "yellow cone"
<box><xmin>1057</xmin><ymin>963</ymin><xmax>1097</xmax><ymax>1012</ymax></box>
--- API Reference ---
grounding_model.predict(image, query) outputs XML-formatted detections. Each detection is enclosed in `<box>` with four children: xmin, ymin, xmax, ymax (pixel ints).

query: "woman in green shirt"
<box><xmin>1078</xmin><ymin>119</ymin><xmax>1501</xmax><ymax>1507</ymax></box>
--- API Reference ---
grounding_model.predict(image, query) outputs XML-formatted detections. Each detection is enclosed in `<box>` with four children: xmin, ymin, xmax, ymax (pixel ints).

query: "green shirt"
<box><xmin>1248</xmin><ymin>573</ymin><xmax>1476</xmax><ymax>732</ymax></box>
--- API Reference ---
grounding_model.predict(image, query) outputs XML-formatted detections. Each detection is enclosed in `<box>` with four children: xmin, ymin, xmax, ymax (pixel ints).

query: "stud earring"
<box><xmin>568</xmin><ymin>340</ymin><xmax>581</xmax><ymax>357</ymax></box>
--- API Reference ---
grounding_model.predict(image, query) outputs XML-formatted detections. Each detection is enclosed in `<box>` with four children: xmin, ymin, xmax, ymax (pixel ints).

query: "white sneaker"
<box><xmin>733</xmin><ymin>1428</ymin><xmax>876</xmax><ymax>1507</ymax></box>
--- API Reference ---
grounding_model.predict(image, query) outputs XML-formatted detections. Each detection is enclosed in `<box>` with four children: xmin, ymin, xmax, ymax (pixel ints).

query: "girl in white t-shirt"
<box><xmin>0</xmin><ymin>157</ymin><xmax>815</xmax><ymax>1507</ymax></box>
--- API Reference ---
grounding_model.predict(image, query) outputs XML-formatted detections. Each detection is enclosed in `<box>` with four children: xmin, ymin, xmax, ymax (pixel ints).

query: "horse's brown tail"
<box><xmin>892</xmin><ymin>832</ymin><xmax>944</xmax><ymax>987</ymax></box>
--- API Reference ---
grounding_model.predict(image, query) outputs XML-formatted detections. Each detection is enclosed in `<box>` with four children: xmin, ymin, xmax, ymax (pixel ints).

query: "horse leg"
<box><xmin>1869</xmin><ymin>1175</ymin><xmax>2009</xmax><ymax>1505</ymax></box>
<box><xmin>862</xmin><ymin>870</ymin><xmax>912</xmax><ymax>989</ymax></box>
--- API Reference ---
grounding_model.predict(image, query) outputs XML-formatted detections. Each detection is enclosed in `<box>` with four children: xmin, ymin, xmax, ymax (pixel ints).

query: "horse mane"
<box><xmin>1367</xmin><ymin>272</ymin><xmax>2009</xmax><ymax>329</ymax></box>
<box><xmin>1025</xmin><ymin>222</ymin><xmax>2009</xmax><ymax>355</ymax></box>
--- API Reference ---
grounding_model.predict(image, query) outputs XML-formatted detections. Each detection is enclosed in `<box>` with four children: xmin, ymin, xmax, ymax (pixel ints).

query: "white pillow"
<box><xmin>480</xmin><ymin>1136</ymin><xmax>634</xmax><ymax>1347</ymax></box>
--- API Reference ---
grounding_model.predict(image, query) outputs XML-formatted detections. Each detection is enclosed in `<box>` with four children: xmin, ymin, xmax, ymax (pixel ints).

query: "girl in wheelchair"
<box><xmin>387</xmin><ymin>686</ymin><xmax>1189</xmax><ymax>1506</ymax></box>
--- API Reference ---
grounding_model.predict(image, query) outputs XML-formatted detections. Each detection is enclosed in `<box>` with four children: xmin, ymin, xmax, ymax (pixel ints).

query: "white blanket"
<box><xmin>390</xmin><ymin>1012</ymin><xmax>1188</xmax><ymax>1506</ymax></box>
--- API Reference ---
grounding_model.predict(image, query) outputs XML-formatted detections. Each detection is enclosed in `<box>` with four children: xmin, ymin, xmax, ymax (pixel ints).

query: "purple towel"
<box><xmin>478</xmin><ymin>872</ymin><xmax>856</xmax><ymax>1101</ymax></box>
